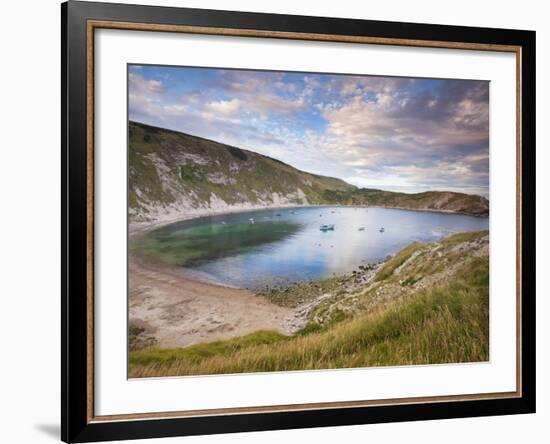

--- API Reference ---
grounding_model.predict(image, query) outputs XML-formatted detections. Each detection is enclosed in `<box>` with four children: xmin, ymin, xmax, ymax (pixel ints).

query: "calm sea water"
<box><xmin>141</xmin><ymin>206</ymin><xmax>489</xmax><ymax>290</ymax></box>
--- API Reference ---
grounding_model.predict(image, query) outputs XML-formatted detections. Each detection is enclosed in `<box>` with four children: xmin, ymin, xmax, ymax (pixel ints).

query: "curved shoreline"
<box><xmin>129</xmin><ymin>254</ymin><xmax>295</xmax><ymax>349</ymax></box>
<box><xmin>128</xmin><ymin>205</ymin><xmax>488</xmax><ymax>349</ymax></box>
<box><xmin>128</xmin><ymin>206</ymin><xmax>322</xmax><ymax>348</ymax></box>
<box><xmin>129</xmin><ymin>204</ymin><xmax>329</xmax><ymax>235</ymax></box>
<box><xmin>130</xmin><ymin>203</ymin><xmax>488</xmax><ymax>236</ymax></box>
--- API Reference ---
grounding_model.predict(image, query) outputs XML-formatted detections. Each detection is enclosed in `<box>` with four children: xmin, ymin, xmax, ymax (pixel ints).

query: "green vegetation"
<box><xmin>129</xmin><ymin>121</ymin><xmax>488</xmax><ymax>222</ymax></box>
<box><xmin>129</xmin><ymin>323</ymin><xmax>157</xmax><ymax>351</ymax></box>
<box><xmin>129</xmin><ymin>121</ymin><xmax>354</xmax><ymax>221</ymax></box>
<box><xmin>259</xmin><ymin>273</ymin><xmax>354</xmax><ymax>308</ymax></box>
<box><xmin>375</xmin><ymin>242</ymin><xmax>422</xmax><ymax>282</ymax></box>
<box><xmin>130</xmin><ymin>330</ymin><xmax>288</xmax><ymax>368</ymax></box>
<box><xmin>324</xmin><ymin>188</ymin><xmax>489</xmax><ymax>217</ymax></box>
<box><xmin>129</xmin><ymin>232</ymin><xmax>489</xmax><ymax>377</ymax></box>
<box><xmin>401</xmin><ymin>276</ymin><xmax>422</xmax><ymax>287</ymax></box>
<box><xmin>129</xmin><ymin>324</ymin><xmax>144</xmax><ymax>348</ymax></box>
<box><xmin>442</xmin><ymin>230</ymin><xmax>489</xmax><ymax>245</ymax></box>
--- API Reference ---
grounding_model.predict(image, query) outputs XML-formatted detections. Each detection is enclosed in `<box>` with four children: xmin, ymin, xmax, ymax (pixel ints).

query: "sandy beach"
<box><xmin>129</xmin><ymin>254</ymin><xmax>294</xmax><ymax>349</ymax></box>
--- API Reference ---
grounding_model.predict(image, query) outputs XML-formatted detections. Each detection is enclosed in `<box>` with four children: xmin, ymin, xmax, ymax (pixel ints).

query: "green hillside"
<box><xmin>129</xmin><ymin>121</ymin><xmax>489</xmax><ymax>222</ymax></box>
<box><xmin>323</xmin><ymin>188</ymin><xmax>489</xmax><ymax>217</ymax></box>
<box><xmin>129</xmin><ymin>121</ymin><xmax>354</xmax><ymax>222</ymax></box>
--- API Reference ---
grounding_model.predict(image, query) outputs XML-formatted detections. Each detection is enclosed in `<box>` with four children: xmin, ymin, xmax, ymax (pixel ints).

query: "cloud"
<box><xmin>201</xmin><ymin>70</ymin><xmax>306</xmax><ymax>118</ymax></box>
<box><xmin>204</xmin><ymin>99</ymin><xmax>241</xmax><ymax>117</ymax></box>
<box><xmin>319</xmin><ymin>79</ymin><xmax>489</xmax><ymax>186</ymax></box>
<box><xmin>128</xmin><ymin>67</ymin><xmax>489</xmax><ymax>196</ymax></box>
<box><xmin>128</xmin><ymin>73</ymin><xmax>167</xmax><ymax>119</ymax></box>
<box><xmin>128</xmin><ymin>72</ymin><xmax>164</xmax><ymax>96</ymax></box>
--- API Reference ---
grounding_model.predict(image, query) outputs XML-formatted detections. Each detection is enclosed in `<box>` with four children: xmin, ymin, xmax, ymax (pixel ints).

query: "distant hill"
<box><xmin>129</xmin><ymin>121</ymin><xmax>354</xmax><ymax>222</ymax></box>
<box><xmin>323</xmin><ymin>188</ymin><xmax>489</xmax><ymax>217</ymax></box>
<box><xmin>128</xmin><ymin>121</ymin><xmax>489</xmax><ymax>223</ymax></box>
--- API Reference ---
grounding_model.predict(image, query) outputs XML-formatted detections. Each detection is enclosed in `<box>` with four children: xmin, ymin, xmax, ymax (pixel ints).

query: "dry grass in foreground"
<box><xmin>129</xmin><ymin>246</ymin><xmax>489</xmax><ymax>378</ymax></box>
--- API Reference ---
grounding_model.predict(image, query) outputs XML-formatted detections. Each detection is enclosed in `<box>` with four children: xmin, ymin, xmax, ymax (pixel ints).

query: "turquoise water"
<box><xmin>141</xmin><ymin>206</ymin><xmax>489</xmax><ymax>290</ymax></box>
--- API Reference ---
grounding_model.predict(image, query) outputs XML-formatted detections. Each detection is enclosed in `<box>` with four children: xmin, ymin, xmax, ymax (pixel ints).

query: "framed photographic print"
<box><xmin>61</xmin><ymin>1</ymin><xmax>536</xmax><ymax>442</ymax></box>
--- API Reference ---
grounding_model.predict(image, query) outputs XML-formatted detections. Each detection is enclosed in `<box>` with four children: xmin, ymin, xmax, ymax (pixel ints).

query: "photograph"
<box><xmin>127</xmin><ymin>65</ymin><xmax>490</xmax><ymax>378</ymax></box>
<box><xmin>56</xmin><ymin>1</ymin><xmax>537</xmax><ymax>441</ymax></box>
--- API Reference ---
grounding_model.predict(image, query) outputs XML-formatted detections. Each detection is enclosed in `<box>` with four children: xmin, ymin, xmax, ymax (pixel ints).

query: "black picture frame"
<box><xmin>61</xmin><ymin>1</ymin><xmax>536</xmax><ymax>442</ymax></box>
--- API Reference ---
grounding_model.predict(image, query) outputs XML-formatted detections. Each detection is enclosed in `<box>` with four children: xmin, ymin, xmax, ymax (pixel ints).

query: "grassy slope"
<box><xmin>129</xmin><ymin>121</ymin><xmax>488</xmax><ymax>221</ymax></box>
<box><xmin>129</xmin><ymin>231</ymin><xmax>489</xmax><ymax>377</ymax></box>
<box><xmin>129</xmin><ymin>121</ymin><xmax>354</xmax><ymax>220</ymax></box>
<box><xmin>323</xmin><ymin>188</ymin><xmax>489</xmax><ymax>217</ymax></box>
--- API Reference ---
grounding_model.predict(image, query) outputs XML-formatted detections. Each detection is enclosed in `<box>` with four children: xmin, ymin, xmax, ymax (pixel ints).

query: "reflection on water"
<box><xmin>141</xmin><ymin>206</ymin><xmax>489</xmax><ymax>290</ymax></box>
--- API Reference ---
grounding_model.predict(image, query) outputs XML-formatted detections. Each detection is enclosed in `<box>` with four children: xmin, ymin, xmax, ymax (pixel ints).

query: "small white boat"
<box><xmin>249</xmin><ymin>218</ymin><xmax>255</xmax><ymax>224</ymax></box>
<box><xmin>221</xmin><ymin>221</ymin><xmax>227</xmax><ymax>225</ymax></box>
<box><xmin>320</xmin><ymin>224</ymin><xmax>335</xmax><ymax>232</ymax></box>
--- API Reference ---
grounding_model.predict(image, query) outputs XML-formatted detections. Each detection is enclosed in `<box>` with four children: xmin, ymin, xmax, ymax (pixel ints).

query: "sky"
<box><xmin>129</xmin><ymin>65</ymin><xmax>489</xmax><ymax>197</ymax></box>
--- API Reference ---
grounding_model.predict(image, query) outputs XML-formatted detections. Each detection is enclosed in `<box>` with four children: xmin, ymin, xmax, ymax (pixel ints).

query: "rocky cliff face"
<box><xmin>129</xmin><ymin>121</ymin><xmax>355</xmax><ymax>223</ymax></box>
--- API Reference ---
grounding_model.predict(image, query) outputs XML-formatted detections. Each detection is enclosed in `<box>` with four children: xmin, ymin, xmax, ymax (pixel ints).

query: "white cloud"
<box><xmin>128</xmin><ymin>73</ymin><xmax>164</xmax><ymax>96</ymax></box>
<box><xmin>204</xmin><ymin>99</ymin><xmax>241</xmax><ymax>116</ymax></box>
<box><xmin>128</xmin><ymin>68</ymin><xmax>489</xmax><ymax>196</ymax></box>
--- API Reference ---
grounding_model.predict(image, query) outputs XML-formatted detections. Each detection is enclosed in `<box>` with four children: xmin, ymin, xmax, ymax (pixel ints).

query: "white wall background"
<box><xmin>0</xmin><ymin>0</ymin><xmax>547</xmax><ymax>443</ymax></box>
